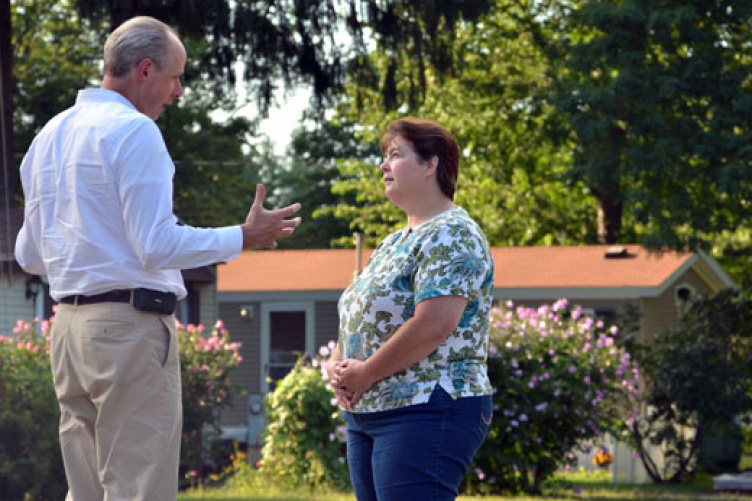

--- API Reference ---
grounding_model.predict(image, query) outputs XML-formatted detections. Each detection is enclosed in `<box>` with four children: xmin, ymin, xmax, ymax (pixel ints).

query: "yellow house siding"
<box><xmin>639</xmin><ymin>268</ymin><xmax>714</xmax><ymax>343</ymax></box>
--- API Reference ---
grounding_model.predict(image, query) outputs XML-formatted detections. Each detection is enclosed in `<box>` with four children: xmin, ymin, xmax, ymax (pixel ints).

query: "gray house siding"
<box><xmin>219</xmin><ymin>300</ymin><xmax>262</xmax><ymax>427</ymax></box>
<box><xmin>314</xmin><ymin>301</ymin><xmax>339</xmax><ymax>351</ymax></box>
<box><xmin>0</xmin><ymin>275</ymin><xmax>36</xmax><ymax>335</ymax></box>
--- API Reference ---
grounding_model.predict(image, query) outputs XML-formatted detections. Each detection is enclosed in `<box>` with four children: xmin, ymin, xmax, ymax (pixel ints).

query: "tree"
<box><xmin>325</xmin><ymin>0</ymin><xmax>597</xmax><ymax>247</ymax></box>
<box><xmin>11</xmin><ymin>0</ymin><xmax>103</xmax><ymax>156</ymax></box>
<box><xmin>627</xmin><ymin>289</ymin><xmax>752</xmax><ymax>483</ymax></box>
<box><xmin>71</xmin><ymin>0</ymin><xmax>493</xmax><ymax>114</ymax></box>
<box><xmin>262</xmin><ymin>119</ymin><xmax>378</xmax><ymax>249</ymax></box>
<box><xmin>552</xmin><ymin>0</ymin><xmax>752</xmax><ymax>247</ymax></box>
<box><xmin>0</xmin><ymin>0</ymin><xmax>14</xmax><ymax>211</ymax></box>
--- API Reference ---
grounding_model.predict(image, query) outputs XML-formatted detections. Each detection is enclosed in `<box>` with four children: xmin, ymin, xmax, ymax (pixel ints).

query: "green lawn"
<box><xmin>179</xmin><ymin>471</ymin><xmax>748</xmax><ymax>501</ymax></box>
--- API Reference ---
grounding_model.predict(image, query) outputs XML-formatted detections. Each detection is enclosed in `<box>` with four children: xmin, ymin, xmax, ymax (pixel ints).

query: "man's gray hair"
<box><xmin>104</xmin><ymin>16</ymin><xmax>180</xmax><ymax>78</ymax></box>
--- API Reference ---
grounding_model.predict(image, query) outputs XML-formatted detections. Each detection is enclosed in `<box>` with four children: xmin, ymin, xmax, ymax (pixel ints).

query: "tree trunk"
<box><xmin>0</xmin><ymin>0</ymin><xmax>18</xmax><ymax>280</ymax></box>
<box><xmin>593</xmin><ymin>186</ymin><xmax>622</xmax><ymax>244</ymax></box>
<box><xmin>0</xmin><ymin>0</ymin><xmax>17</xmax><ymax>211</ymax></box>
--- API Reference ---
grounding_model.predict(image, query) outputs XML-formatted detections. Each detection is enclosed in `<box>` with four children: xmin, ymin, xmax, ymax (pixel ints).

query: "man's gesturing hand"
<box><xmin>242</xmin><ymin>184</ymin><xmax>302</xmax><ymax>249</ymax></box>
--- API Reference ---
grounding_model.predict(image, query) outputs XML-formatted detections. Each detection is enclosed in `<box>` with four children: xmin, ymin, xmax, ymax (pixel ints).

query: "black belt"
<box><xmin>60</xmin><ymin>288</ymin><xmax>178</xmax><ymax>314</ymax></box>
<box><xmin>60</xmin><ymin>289</ymin><xmax>133</xmax><ymax>305</ymax></box>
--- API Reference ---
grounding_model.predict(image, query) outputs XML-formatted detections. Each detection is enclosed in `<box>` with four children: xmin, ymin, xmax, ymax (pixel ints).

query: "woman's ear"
<box><xmin>424</xmin><ymin>155</ymin><xmax>439</xmax><ymax>178</ymax></box>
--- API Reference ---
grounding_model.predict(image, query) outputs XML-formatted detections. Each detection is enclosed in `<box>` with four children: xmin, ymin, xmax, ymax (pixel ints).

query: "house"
<box><xmin>214</xmin><ymin>244</ymin><xmax>736</xmax><ymax>458</ymax></box>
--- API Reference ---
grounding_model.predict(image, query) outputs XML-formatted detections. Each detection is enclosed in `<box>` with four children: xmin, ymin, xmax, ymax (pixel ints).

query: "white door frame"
<box><xmin>260</xmin><ymin>301</ymin><xmax>315</xmax><ymax>393</ymax></box>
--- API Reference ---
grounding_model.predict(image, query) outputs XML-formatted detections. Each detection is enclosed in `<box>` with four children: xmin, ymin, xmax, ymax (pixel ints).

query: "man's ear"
<box><xmin>135</xmin><ymin>58</ymin><xmax>154</xmax><ymax>84</ymax></box>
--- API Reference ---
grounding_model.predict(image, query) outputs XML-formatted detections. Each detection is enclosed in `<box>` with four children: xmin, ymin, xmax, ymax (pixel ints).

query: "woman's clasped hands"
<box><xmin>325</xmin><ymin>358</ymin><xmax>376</xmax><ymax>410</ymax></box>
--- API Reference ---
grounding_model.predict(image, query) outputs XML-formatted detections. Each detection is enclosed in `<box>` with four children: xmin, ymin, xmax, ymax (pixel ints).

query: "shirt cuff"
<box><xmin>217</xmin><ymin>226</ymin><xmax>243</xmax><ymax>261</ymax></box>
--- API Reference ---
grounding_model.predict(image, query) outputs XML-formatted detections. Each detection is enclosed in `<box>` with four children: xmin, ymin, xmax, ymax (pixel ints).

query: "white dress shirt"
<box><xmin>15</xmin><ymin>89</ymin><xmax>243</xmax><ymax>300</ymax></box>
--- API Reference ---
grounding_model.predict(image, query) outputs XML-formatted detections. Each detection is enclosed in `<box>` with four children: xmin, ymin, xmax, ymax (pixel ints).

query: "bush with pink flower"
<box><xmin>178</xmin><ymin>319</ymin><xmax>244</xmax><ymax>483</ymax></box>
<box><xmin>0</xmin><ymin>317</ymin><xmax>66</xmax><ymax>500</ymax></box>
<box><xmin>0</xmin><ymin>314</ymin><xmax>244</xmax><ymax>494</ymax></box>
<box><xmin>465</xmin><ymin>299</ymin><xmax>640</xmax><ymax>495</ymax></box>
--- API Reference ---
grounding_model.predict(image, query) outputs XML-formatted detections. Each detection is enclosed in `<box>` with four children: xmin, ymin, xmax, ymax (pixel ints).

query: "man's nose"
<box><xmin>173</xmin><ymin>79</ymin><xmax>184</xmax><ymax>98</ymax></box>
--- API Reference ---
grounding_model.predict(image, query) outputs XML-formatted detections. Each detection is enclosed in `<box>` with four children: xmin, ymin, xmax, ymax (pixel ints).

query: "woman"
<box><xmin>328</xmin><ymin>117</ymin><xmax>494</xmax><ymax>501</ymax></box>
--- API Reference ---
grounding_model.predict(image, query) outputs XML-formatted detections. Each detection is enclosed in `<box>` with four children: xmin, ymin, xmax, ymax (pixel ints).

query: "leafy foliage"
<box><xmin>465</xmin><ymin>300</ymin><xmax>639</xmax><ymax>494</ymax></box>
<box><xmin>326</xmin><ymin>2</ymin><xmax>597</xmax><ymax>247</ymax></box>
<box><xmin>11</xmin><ymin>0</ymin><xmax>103</xmax><ymax>163</ymax></box>
<box><xmin>0</xmin><ymin>316</ymin><xmax>244</xmax><ymax>496</ymax></box>
<box><xmin>262</xmin><ymin>120</ymin><xmax>378</xmax><ymax>249</ymax></box>
<box><xmin>0</xmin><ymin>320</ymin><xmax>66</xmax><ymax>501</ymax></box>
<box><xmin>179</xmin><ymin>320</ymin><xmax>244</xmax><ymax>484</ymax></box>
<box><xmin>626</xmin><ymin>289</ymin><xmax>752</xmax><ymax>483</ymax></box>
<box><xmin>552</xmin><ymin>0</ymin><xmax>752</xmax><ymax>247</ymax></box>
<box><xmin>72</xmin><ymin>0</ymin><xmax>492</xmax><ymax>114</ymax></box>
<box><xmin>257</xmin><ymin>349</ymin><xmax>349</xmax><ymax>491</ymax></box>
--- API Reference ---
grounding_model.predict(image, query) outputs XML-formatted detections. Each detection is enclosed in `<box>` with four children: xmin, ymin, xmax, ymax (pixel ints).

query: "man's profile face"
<box><xmin>139</xmin><ymin>37</ymin><xmax>186</xmax><ymax>120</ymax></box>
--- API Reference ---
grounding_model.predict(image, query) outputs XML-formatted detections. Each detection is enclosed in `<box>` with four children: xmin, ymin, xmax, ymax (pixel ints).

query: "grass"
<box><xmin>179</xmin><ymin>470</ymin><xmax>752</xmax><ymax>501</ymax></box>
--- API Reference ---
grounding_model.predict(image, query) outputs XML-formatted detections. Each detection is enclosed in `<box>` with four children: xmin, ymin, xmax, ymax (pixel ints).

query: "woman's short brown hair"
<box><xmin>380</xmin><ymin>117</ymin><xmax>459</xmax><ymax>200</ymax></box>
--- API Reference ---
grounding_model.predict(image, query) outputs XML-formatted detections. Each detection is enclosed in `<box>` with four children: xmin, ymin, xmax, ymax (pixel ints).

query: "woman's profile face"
<box><xmin>379</xmin><ymin>136</ymin><xmax>429</xmax><ymax>203</ymax></box>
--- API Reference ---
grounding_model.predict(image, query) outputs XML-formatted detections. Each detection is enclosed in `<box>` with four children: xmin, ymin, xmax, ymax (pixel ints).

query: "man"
<box><xmin>14</xmin><ymin>16</ymin><xmax>301</xmax><ymax>500</ymax></box>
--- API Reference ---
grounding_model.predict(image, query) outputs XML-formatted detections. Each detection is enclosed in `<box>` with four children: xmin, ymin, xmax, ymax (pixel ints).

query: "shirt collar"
<box><xmin>76</xmin><ymin>88</ymin><xmax>138</xmax><ymax>112</ymax></box>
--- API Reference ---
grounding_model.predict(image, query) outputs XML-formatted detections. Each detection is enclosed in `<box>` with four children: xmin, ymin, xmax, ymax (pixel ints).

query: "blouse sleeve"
<box><xmin>413</xmin><ymin>223</ymin><xmax>491</xmax><ymax>304</ymax></box>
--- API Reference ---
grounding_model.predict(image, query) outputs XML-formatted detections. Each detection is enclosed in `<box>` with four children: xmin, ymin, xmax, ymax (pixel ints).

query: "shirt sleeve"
<box><xmin>115</xmin><ymin>120</ymin><xmax>242</xmax><ymax>270</ymax></box>
<box><xmin>413</xmin><ymin>223</ymin><xmax>491</xmax><ymax>304</ymax></box>
<box><xmin>14</xmin><ymin>215</ymin><xmax>46</xmax><ymax>275</ymax></box>
<box><xmin>14</xmin><ymin>150</ymin><xmax>46</xmax><ymax>275</ymax></box>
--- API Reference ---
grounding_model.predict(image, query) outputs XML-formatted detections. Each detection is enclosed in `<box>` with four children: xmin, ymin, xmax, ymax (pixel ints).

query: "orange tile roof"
<box><xmin>493</xmin><ymin>245</ymin><xmax>691</xmax><ymax>288</ymax></box>
<box><xmin>217</xmin><ymin>245</ymin><xmax>693</xmax><ymax>292</ymax></box>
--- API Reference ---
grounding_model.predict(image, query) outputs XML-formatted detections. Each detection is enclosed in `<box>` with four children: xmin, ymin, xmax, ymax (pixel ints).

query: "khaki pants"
<box><xmin>51</xmin><ymin>303</ymin><xmax>182</xmax><ymax>501</ymax></box>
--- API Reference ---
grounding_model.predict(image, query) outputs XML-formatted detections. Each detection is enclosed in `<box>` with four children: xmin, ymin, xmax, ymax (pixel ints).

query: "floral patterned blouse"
<box><xmin>337</xmin><ymin>206</ymin><xmax>494</xmax><ymax>413</ymax></box>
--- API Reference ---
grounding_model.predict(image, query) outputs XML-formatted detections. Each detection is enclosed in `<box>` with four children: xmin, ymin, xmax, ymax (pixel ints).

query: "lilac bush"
<box><xmin>466</xmin><ymin>299</ymin><xmax>640</xmax><ymax>494</ymax></box>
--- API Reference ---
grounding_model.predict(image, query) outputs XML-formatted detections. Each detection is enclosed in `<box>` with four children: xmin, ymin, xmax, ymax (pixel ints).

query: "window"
<box><xmin>675</xmin><ymin>283</ymin><xmax>696</xmax><ymax>314</ymax></box>
<box><xmin>260</xmin><ymin>302</ymin><xmax>314</xmax><ymax>393</ymax></box>
<box><xmin>176</xmin><ymin>286</ymin><xmax>201</xmax><ymax>325</ymax></box>
<box><xmin>267</xmin><ymin>311</ymin><xmax>306</xmax><ymax>385</ymax></box>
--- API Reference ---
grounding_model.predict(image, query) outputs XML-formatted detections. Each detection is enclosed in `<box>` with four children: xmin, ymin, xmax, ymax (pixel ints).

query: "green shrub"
<box><xmin>0</xmin><ymin>316</ymin><xmax>244</xmax><ymax>497</ymax></box>
<box><xmin>178</xmin><ymin>320</ymin><xmax>244</xmax><ymax>485</ymax></box>
<box><xmin>0</xmin><ymin>319</ymin><xmax>66</xmax><ymax>500</ymax></box>
<box><xmin>465</xmin><ymin>300</ymin><xmax>640</xmax><ymax>495</ymax></box>
<box><xmin>257</xmin><ymin>347</ymin><xmax>349</xmax><ymax>492</ymax></box>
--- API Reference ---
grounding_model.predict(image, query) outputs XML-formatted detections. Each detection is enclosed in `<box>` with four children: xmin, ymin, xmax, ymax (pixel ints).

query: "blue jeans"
<box><xmin>343</xmin><ymin>387</ymin><xmax>492</xmax><ymax>501</ymax></box>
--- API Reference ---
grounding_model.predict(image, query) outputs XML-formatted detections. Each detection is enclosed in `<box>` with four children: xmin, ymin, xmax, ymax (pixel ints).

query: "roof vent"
<box><xmin>604</xmin><ymin>246</ymin><xmax>632</xmax><ymax>259</ymax></box>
